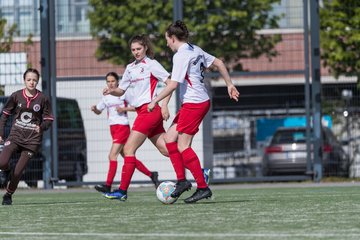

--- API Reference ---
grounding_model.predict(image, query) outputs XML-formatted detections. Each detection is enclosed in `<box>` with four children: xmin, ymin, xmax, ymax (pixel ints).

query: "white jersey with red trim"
<box><xmin>171</xmin><ymin>43</ymin><xmax>215</xmax><ymax>104</ymax></box>
<box><xmin>96</xmin><ymin>95</ymin><xmax>129</xmax><ymax>126</ymax></box>
<box><xmin>119</xmin><ymin>56</ymin><xmax>170</xmax><ymax>108</ymax></box>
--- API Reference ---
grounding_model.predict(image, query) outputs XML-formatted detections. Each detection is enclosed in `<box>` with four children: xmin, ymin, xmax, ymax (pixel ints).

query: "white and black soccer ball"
<box><xmin>156</xmin><ymin>181</ymin><xmax>178</xmax><ymax>204</ymax></box>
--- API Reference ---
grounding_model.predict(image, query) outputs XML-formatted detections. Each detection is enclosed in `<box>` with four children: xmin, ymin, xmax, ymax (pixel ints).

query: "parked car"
<box><xmin>262</xmin><ymin>127</ymin><xmax>349</xmax><ymax>177</ymax></box>
<box><xmin>0</xmin><ymin>96</ymin><xmax>88</xmax><ymax>187</ymax></box>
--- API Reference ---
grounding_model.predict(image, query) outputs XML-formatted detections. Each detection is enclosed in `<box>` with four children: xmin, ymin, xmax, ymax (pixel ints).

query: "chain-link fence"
<box><xmin>1</xmin><ymin>0</ymin><xmax>358</xmax><ymax>188</ymax></box>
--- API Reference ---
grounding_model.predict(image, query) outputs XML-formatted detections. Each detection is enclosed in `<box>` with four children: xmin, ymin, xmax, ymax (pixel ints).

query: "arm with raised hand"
<box><xmin>91</xmin><ymin>105</ymin><xmax>102</xmax><ymax>115</ymax></box>
<box><xmin>103</xmin><ymin>87</ymin><xmax>125</xmax><ymax>97</ymax></box>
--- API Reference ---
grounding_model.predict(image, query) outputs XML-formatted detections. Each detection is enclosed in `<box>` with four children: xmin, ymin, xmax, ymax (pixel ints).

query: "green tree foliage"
<box><xmin>320</xmin><ymin>0</ymin><xmax>360</xmax><ymax>82</ymax></box>
<box><xmin>88</xmin><ymin>0</ymin><xmax>281</xmax><ymax>70</ymax></box>
<box><xmin>0</xmin><ymin>18</ymin><xmax>17</xmax><ymax>53</ymax></box>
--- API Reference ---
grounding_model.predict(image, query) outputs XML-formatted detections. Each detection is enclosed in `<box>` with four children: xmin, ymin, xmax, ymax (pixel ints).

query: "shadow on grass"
<box><xmin>174</xmin><ymin>199</ymin><xmax>252</xmax><ymax>205</ymax></box>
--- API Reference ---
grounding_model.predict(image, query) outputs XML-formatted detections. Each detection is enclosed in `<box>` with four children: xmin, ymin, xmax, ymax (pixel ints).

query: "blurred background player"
<box><xmin>0</xmin><ymin>68</ymin><xmax>54</xmax><ymax>205</ymax></box>
<box><xmin>148</xmin><ymin>20</ymin><xmax>239</xmax><ymax>203</ymax></box>
<box><xmin>91</xmin><ymin>72</ymin><xmax>160</xmax><ymax>193</ymax></box>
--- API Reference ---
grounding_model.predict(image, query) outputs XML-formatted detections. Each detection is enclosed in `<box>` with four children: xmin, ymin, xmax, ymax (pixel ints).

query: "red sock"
<box><xmin>105</xmin><ymin>160</ymin><xmax>117</xmax><ymax>186</ymax></box>
<box><xmin>119</xmin><ymin>156</ymin><xmax>136</xmax><ymax>191</ymax></box>
<box><xmin>135</xmin><ymin>158</ymin><xmax>151</xmax><ymax>177</ymax></box>
<box><xmin>181</xmin><ymin>147</ymin><xmax>207</xmax><ymax>188</ymax></box>
<box><xmin>166</xmin><ymin>142</ymin><xmax>185</xmax><ymax>181</ymax></box>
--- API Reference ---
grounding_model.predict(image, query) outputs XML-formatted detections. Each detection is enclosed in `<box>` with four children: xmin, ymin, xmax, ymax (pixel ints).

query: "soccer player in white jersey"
<box><xmin>102</xmin><ymin>35</ymin><xmax>174</xmax><ymax>201</ymax></box>
<box><xmin>91</xmin><ymin>72</ymin><xmax>160</xmax><ymax>194</ymax></box>
<box><xmin>148</xmin><ymin>21</ymin><xmax>240</xmax><ymax>203</ymax></box>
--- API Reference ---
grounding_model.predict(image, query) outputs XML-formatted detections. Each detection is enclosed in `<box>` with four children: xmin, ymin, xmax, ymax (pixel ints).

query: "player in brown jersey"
<box><xmin>0</xmin><ymin>68</ymin><xmax>54</xmax><ymax>205</ymax></box>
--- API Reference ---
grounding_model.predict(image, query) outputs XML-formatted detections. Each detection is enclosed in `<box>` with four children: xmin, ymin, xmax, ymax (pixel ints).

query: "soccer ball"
<box><xmin>156</xmin><ymin>181</ymin><xmax>178</xmax><ymax>204</ymax></box>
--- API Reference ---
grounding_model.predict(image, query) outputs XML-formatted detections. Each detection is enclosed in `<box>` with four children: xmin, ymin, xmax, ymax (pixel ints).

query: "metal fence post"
<box><xmin>303</xmin><ymin>0</ymin><xmax>312</xmax><ymax>175</ymax></box>
<box><xmin>173</xmin><ymin>0</ymin><xmax>182</xmax><ymax>113</ymax></box>
<box><xmin>310</xmin><ymin>0</ymin><xmax>323</xmax><ymax>182</ymax></box>
<box><xmin>40</xmin><ymin>0</ymin><xmax>57</xmax><ymax>189</ymax></box>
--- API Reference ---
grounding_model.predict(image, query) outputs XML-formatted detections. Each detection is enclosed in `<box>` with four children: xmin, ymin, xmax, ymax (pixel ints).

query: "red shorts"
<box><xmin>173</xmin><ymin>100</ymin><xmax>210</xmax><ymax>135</ymax></box>
<box><xmin>132</xmin><ymin>103</ymin><xmax>165</xmax><ymax>138</ymax></box>
<box><xmin>110</xmin><ymin>124</ymin><xmax>130</xmax><ymax>144</ymax></box>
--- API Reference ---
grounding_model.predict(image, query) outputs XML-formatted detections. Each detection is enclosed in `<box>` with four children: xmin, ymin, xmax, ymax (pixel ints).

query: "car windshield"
<box><xmin>271</xmin><ymin>130</ymin><xmax>306</xmax><ymax>144</ymax></box>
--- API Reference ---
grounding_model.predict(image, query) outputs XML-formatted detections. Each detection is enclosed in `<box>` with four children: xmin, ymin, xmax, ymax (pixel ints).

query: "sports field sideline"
<box><xmin>1</xmin><ymin>181</ymin><xmax>360</xmax><ymax>240</ymax></box>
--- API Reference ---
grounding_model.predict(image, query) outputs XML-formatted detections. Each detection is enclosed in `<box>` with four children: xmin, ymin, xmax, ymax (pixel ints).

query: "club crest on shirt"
<box><xmin>140</xmin><ymin>67</ymin><xmax>144</xmax><ymax>73</ymax></box>
<box><xmin>4</xmin><ymin>140</ymin><xmax>11</xmax><ymax>146</ymax></box>
<box><xmin>33</xmin><ymin>104</ymin><xmax>41</xmax><ymax>112</ymax></box>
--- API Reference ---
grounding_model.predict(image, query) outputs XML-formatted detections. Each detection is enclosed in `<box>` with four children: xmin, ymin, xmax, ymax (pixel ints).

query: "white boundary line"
<box><xmin>1</xmin><ymin>232</ymin><xmax>360</xmax><ymax>238</ymax></box>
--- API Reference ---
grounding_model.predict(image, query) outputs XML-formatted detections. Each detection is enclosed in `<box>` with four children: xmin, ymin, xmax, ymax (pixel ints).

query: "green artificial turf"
<box><xmin>1</xmin><ymin>185</ymin><xmax>360</xmax><ymax>240</ymax></box>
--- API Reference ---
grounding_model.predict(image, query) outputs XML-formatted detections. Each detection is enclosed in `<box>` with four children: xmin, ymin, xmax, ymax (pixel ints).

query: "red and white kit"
<box><xmin>95</xmin><ymin>95</ymin><xmax>130</xmax><ymax>144</ymax></box>
<box><xmin>96</xmin><ymin>95</ymin><xmax>129</xmax><ymax>126</ymax></box>
<box><xmin>119</xmin><ymin>56</ymin><xmax>170</xmax><ymax>137</ymax></box>
<box><xmin>171</xmin><ymin>43</ymin><xmax>215</xmax><ymax>104</ymax></box>
<box><xmin>171</xmin><ymin>43</ymin><xmax>214</xmax><ymax>134</ymax></box>
<box><xmin>120</xmin><ymin>56</ymin><xmax>170</xmax><ymax>108</ymax></box>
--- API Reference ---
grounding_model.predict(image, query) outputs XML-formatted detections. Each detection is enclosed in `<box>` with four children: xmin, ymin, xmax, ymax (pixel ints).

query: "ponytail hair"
<box><xmin>166</xmin><ymin>20</ymin><xmax>189</xmax><ymax>41</ymax></box>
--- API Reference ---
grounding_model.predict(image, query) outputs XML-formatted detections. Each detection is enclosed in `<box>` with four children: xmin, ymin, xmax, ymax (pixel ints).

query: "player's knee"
<box><xmin>178</xmin><ymin>144</ymin><xmax>189</xmax><ymax>153</ymax></box>
<box><xmin>163</xmin><ymin>135</ymin><xmax>175</xmax><ymax>144</ymax></box>
<box><xmin>123</xmin><ymin>145</ymin><xmax>135</xmax><ymax>156</ymax></box>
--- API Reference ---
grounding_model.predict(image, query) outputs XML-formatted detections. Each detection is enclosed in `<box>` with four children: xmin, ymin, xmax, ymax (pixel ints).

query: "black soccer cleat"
<box><xmin>184</xmin><ymin>187</ymin><xmax>212</xmax><ymax>204</ymax></box>
<box><xmin>94</xmin><ymin>184</ymin><xmax>111</xmax><ymax>193</ymax></box>
<box><xmin>2</xmin><ymin>193</ymin><xmax>12</xmax><ymax>205</ymax></box>
<box><xmin>150</xmin><ymin>171</ymin><xmax>160</xmax><ymax>189</ymax></box>
<box><xmin>170</xmin><ymin>180</ymin><xmax>192</xmax><ymax>198</ymax></box>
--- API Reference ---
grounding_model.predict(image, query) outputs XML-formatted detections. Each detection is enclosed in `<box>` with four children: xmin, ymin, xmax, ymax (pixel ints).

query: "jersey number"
<box><xmin>200</xmin><ymin>62</ymin><xmax>205</xmax><ymax>83</ymax></box>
